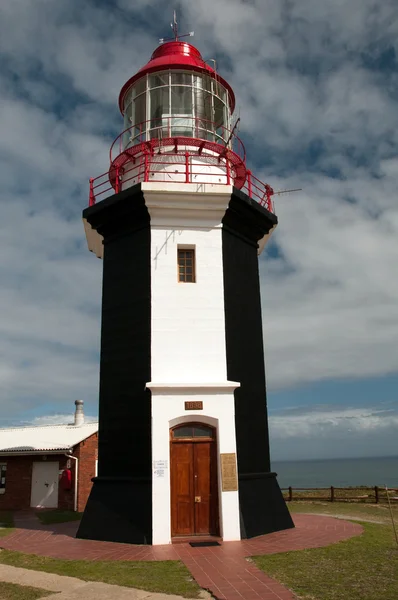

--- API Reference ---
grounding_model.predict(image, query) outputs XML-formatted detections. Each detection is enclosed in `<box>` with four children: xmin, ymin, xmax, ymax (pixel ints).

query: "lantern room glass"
<box><xmin>122</xmin><ymin>70</ymin><xmax>231</xmax><ymax>150</ymax></box>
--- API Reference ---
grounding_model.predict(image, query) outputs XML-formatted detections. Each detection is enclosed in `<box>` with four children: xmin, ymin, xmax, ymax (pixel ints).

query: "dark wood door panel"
<box><xmin>170</xmin><ymin>432</ymin><xmax>219</xmax><ymax>537</ymax></box>
<box><xmin>194</xmin><ymin>442</ymin><xmax>213</xmax><ymax>534</ymax></box>
<box><xmin>171</xmin><ymin>442</ymin><xmax>194</xmax><ymax>535</ymax></box>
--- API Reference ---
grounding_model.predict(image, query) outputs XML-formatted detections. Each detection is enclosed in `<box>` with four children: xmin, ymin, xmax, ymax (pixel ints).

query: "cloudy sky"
<box><xmin>0</xmin><ymin>0</ymin><xmax>397</xmax><ymax>460</ymax></box>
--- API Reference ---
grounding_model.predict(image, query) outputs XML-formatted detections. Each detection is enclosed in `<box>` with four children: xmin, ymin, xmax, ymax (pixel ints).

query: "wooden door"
<box><xmin>170</xmin><ymin>424</ymin><xmax>219</xmax><ymax>537</ymax></box>
<box><xmin>170</xmin><ymin>442</ymin><xmax>194</xmax><ymax>536</ymax></box>
<box><xmin>193</xmin><ymin>441</ymin><xmax>217</xmax><ymax>534</ymax></box>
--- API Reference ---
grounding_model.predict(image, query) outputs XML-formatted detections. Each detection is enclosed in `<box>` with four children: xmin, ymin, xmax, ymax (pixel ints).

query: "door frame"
<box><xmin>170</xmin><ymin>422</ymin><xmax>220</xmax><ymax>538</ymax></box>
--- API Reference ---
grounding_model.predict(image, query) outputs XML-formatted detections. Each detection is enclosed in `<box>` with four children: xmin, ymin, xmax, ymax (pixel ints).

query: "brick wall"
<box><xmin>0</xmin><ymin>456</ymin><xmax>68</xmax><ymax>511</ymax></box>
<box><xmin>74</xmin><ymin>432</ymin><xmax>98</xmax><ymax>512</ymax></box>
<box><xmin>0</xmin><ymin>432</ymin><xmax>98</xmax><ymax>512</ymax></box>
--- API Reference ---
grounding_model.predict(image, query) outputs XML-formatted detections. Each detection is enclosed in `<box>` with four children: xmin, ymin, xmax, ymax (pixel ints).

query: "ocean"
<box><xmin>272</xmin><ymin>456</ymin><xmax>398</xmax><ymax>489</ymax></box>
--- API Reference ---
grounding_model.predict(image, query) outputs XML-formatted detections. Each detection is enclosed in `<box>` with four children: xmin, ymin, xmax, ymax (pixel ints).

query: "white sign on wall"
<box><xmin>153</xmin><ymin>460</ymin><xmax>168</xmax><ymax>479</ymax></box>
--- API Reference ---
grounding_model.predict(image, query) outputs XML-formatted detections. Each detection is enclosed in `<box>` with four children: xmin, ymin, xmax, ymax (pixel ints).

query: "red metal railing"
<box><xmin>88</xmin><ymin>159</ymin><xmax>275</xmax><ymax>213</ymax></box>
<box><xmin>88</xmin><ymin>118</ymin><xmax>275</xmax><ymax>213</ymax></box>
<box><xmin>242</xmin><ymin>171</ymin><xmax>275</xmax><ymax>212</ymax></box>
<box><xmin>109</xmin><ymin>117</ymin><xmax>246</xmax><ymax>164</ymax></box>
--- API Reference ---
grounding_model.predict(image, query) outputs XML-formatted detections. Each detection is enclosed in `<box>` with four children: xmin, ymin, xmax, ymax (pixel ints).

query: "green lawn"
<box><xmin>35</xmin><ymin>510</ymin><xmax>83</xmax><ymax>525</ymax></box>
<box><xmin>0</xmin><ymin>551</ymin><xmax>202</xmax><ymax>599</ymax></box>
<box><xmin>288</xmin><ymin>499</ymin><xmax>398</xmax><ymax>525</ymax></box>
<box><xmin>0</xmin><ymin>511</ymin><xmax>15</xmax><ymax>538</ymax></box>
<box><xmin>253</xmin><ymin>503</ymin><xmax>398</xmax><ymax>600</ymax></box>
<box><xmin>0</xmin><ymin>582</ymin><xmax>52</xmax><ymax>600</ymax></box>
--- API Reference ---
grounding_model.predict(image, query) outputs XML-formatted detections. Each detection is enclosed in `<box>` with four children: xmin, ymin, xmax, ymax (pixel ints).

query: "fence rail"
<box><xmin>282</xmin><ymin>486</ymin><xmax>398</xmax><ymax>503</ymax></box>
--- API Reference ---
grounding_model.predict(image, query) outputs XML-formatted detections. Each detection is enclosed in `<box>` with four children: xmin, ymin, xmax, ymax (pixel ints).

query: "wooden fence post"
<box><xmin>288</xmin><ymin>486</ymin><xmax>293</xmax><ymax>502</ymax></box>
<box><xmin>330</xmin><ymin>486</ymin><xmax>335</xmax><ymax>502</ymax></box>
<box><xmin>375</xmin><ymin>486</ymin><xmax>379</xmax><ymax>504</ymax></box>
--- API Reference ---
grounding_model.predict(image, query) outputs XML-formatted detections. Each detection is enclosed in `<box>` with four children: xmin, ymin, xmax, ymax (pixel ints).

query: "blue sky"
<box><xmin>0</xmin><ymin>0</ymin><xmax>398</xmax><ymax>460</ymax></box>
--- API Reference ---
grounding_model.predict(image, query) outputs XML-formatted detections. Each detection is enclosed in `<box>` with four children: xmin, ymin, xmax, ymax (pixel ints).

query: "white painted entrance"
<box><xmin>30</xmin><ymin>461</ymin><xmax>59</xmax><ymax>508</ymax></box>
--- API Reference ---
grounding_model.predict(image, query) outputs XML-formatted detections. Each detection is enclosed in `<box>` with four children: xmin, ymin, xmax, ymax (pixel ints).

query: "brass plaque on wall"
<box><xmin>221</xmin><ymin>453</ymin><xmax>238</xmax><ymax>491</ymax></box>
<box><xmin>184</xmin><ymin>401</ymin><xmax>203</xmax><ymax>410</ymax></box>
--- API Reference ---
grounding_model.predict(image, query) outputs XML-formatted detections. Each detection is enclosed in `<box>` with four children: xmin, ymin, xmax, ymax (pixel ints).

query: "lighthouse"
<box><xmin>77</xmin><ymin>26</ymin><xmax>294</xmax><ymax>545</ymax></box>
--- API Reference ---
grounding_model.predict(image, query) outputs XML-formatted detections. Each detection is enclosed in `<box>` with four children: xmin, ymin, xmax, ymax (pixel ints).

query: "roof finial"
<box><xmin>159</xmin><ymin>11</ymin><xmax>194</xmax><ymax>44</ymax></box>
<box><xmin>172</xmin><ymin>9</ymin><xmax>178</xmax><ymax>41</ymax></box>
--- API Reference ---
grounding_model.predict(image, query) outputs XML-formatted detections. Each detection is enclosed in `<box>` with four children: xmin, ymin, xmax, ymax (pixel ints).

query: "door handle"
<box><xmin>195</xmin><ymin>496</ymin><xmax>201</xmax><ymax>503</ymax></box>
<box><xmin>44</xmin><ymin>483</ymin><xmax>49</xmax><ymax>487</ymax></box>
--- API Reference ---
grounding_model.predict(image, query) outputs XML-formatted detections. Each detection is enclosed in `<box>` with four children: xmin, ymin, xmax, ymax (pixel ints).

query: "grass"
<box><xmin>0</xmin><ymin>582</ymin><xmax>52</xmax><ymax>600</ymax></box>
<box><xmin>35</xmin><ymin>510</ymin><xmax>83</xmax><ymax>525</ymax></box>
<box><xmin>253</xmin><ymin>503</ymin><xmax>398</xmax><ymax>600</ymax></box>
<box><xmin>0</xmin><ymin>512</ymin><xmax>14</xmax><ymax>538</ymax></box>
<box><xmin>288</xmin><ymin>499</ymin><xmax>398</xmax><ymax>525</ymax></box>
<box><xmin>0</xmin><ymin>551</ymin><xmax>202</xmax><ymax>599</ymax></box>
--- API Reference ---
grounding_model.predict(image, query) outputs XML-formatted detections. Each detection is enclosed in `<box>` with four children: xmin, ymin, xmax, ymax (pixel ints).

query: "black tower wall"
<box><xmin>77</xmin><ymin>185</ymin><xmax>153</xmax><ymax>544</ymax></box>
<box><xmin>222</xmin><ymin>189</ymin><xmax>294</xmax><ymax>538</ymax></box>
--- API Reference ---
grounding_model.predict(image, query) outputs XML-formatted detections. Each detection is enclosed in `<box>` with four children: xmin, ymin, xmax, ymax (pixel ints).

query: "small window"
<box><xmin>0</xmin><ymin>463</ymin><xmax>7</xmax><ymax>494</ymax></box>
<box><xmin>131</xmin><ymin>77</ymin><xmax>146</xmax><ymax>98</ymax></box>
<box><xmin>171</xmin><ymin>86</ymin><xmax>192</xmax><ymax>116</ymax></box>
<box><xmin>171</xmin><ymin>72</ymin><xmax>192</xmax><ymax>86</ymax></box>
<box><xmin>193</xmin><ymin>425</ymin><xmax>214</xmax><ymax>437</ymax></box>
<box><xmin>173</xmin><ymin>425</ymin><xmax>214</xmax><ymax>439</ymax></box>
<box><xmin>173</xmin><ymin>425</ymin><xmax>194</xmax><ymax>438</ymax></box>
<box><xmin>149</xmin><ymin>72</ymin><xmax>169</xmax><ymax>89</ymax></box>
<box><xmin>178</xmin><ymin>248</ymin><xmax>195</xmax><ymax>283</ymax></box>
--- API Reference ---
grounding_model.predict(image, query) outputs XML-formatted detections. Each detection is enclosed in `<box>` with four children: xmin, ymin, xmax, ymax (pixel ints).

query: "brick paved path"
<box><xmin>0</xmin><ymin>512</ymin><xmax>363</xmax><ymax>600</ymax></box>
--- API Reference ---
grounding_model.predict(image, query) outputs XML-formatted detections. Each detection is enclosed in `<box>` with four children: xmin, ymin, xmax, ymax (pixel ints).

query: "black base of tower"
<box><xmin>77</xmin><ymin>186</ymin><xmax>152</xmax><ymax>545</ymax></box>
<box><xmin>223</xmin><ymin>189</ymin><xmax>294</xmax><ymax>539</ymax></box>
<box><xmin>76</xmin><ymin>477</ymin><xmax>152</xmax><ymax>544</ymax></box>
<box><xmin>238</xmin><ymin>473</ymin><xmax>294</xmax><ymax>538</ymax></box>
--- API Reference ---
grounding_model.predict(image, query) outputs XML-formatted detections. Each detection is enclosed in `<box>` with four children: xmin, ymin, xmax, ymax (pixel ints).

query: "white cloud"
<box><xmin>270</xmin><ymin>407</ymin><xmax>398</xmax><ymax>438</ymax></box>
<box><xmin>26</xmin><ymin>413</ymin><xmax>98</xmax><ymax>427</ymax></box>
<box><xmin>269</xmin><ymin>405</ymin><xmax>398</xmax><ymax>459</ymax></box>
<box><xmin>261</xmin><ymin>168</ymin><xmax>398</xmax><ymax>389</ymax></box>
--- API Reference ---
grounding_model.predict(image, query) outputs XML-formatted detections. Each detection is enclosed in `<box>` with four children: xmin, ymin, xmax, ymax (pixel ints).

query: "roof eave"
<box><xmin>0</xmin><ymin>448</ymin><xmax>73</xmax><ymax>456</ymax></box>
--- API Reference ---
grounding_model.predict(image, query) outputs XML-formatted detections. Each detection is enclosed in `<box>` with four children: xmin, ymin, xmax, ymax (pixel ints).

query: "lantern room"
<box><xmin>88</xmin><ymin>40</ymin><xmax>277</xmax><ymax>213</ymax></box>
<box><xmin>103</xmin><ymin>41</ymin><xmax>251</xmax><ymax>195</ymax></box>
<box><xmin>119</xmin><ymin>42</ymin><xmax>234</xmax><ymax>147</ymax></box>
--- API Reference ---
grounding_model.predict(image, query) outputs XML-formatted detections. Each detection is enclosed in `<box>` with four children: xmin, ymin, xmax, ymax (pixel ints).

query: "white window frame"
<box><xmin>0</xmin><ymin>463</ymin><xmax>7</xmax><ymax>494</ymax></box>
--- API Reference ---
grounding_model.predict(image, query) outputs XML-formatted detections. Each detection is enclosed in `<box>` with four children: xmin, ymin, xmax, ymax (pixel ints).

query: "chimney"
<box><xmin>74</xmin><ymin>400</ymin><xmax>84</xmax><ymax>427</ymax></box>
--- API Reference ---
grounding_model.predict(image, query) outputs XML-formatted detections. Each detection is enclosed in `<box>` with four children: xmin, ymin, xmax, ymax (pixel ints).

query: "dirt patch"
<box><xmin>301</xmin><ymin>512</ymin><xmax>386</xmax><ymax>524</ymax></box>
